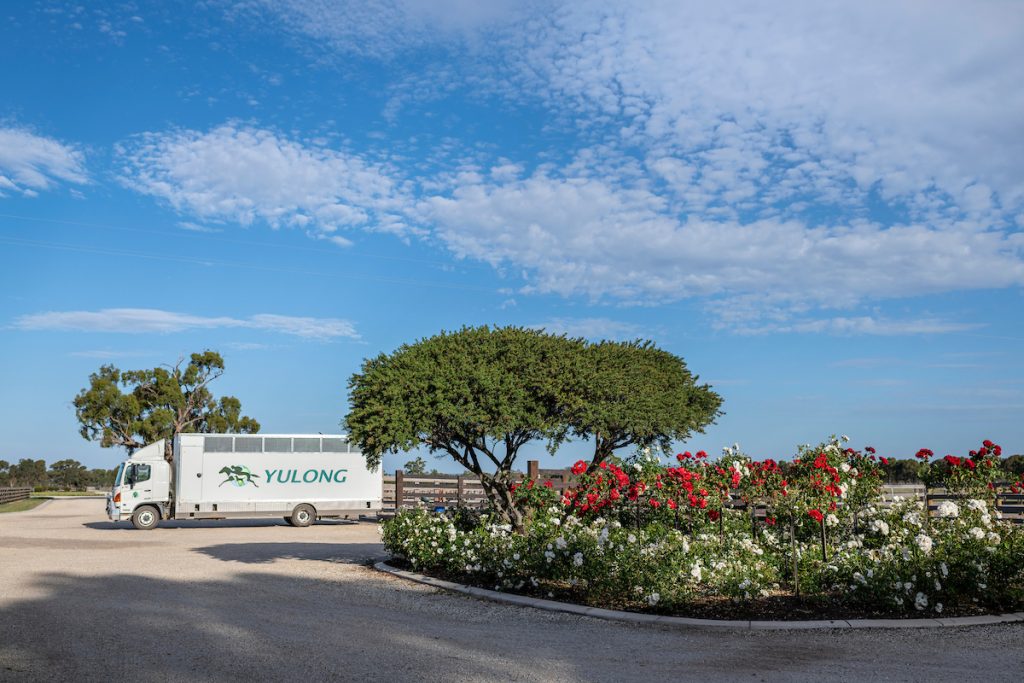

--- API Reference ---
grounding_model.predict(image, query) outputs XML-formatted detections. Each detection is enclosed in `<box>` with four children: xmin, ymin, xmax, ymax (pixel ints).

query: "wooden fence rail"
<box><xmin>0</xmin><ymin>487</ymin><xmax>32</xmax><ymax>505</ymax></box>
<box><xmin>382</xmin><ymin>469</ymin><xmax>1023</xmax><ymax>523</ymax></box>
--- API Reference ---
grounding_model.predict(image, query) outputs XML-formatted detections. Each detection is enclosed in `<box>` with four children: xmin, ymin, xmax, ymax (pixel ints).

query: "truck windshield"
<box><xmin>113</xmin><ymin>463</ymin><xmax>125</xmax><ymax>490</ymax></box>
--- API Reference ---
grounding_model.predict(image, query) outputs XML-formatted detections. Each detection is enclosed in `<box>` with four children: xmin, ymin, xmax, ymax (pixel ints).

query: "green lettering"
<box><xmin>302</xmin><ymin>469</ymin><xmax>318</xmax><ymax>483</ymax></box>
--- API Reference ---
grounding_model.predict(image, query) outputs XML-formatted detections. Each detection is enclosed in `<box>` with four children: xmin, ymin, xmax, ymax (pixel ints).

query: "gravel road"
<box><xmin>1</xmin><ymin>499</ymin><xmax>1022</xmax><ymax>682</ymax></box>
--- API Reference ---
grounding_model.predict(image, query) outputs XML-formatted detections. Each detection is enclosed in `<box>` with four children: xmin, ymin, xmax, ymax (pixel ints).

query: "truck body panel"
<box><xmin>106</xmin><ymin>433</ymin><xmax>381</xmax><ymax>527</ymax></box>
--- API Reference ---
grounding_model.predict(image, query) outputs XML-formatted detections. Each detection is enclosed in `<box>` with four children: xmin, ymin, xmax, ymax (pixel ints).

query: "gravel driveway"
<box><xmin>1</xmin><ymin>499</ymin><xmax>1022</xmax><ymax>682</ymax></box>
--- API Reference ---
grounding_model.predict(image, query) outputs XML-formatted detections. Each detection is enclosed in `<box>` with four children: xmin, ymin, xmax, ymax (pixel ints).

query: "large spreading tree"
<box><xmin>346</xmin><ymin>326</ymin><xmax>722</xmax><ymax>529</ymax></box>
<box><xmin>573</xmin><ymin>340</ymin><xmax>724</xmax><ymax>472</ymax></box>
<box><xmin>73</xmin><ymin>351</ymin><xmax>259</xmax><ymax>462</ymax></box>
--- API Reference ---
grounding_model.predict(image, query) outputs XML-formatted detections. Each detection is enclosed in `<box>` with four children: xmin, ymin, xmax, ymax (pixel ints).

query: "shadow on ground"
<box><xmin>3</xmin><ymin>564</ymin><xmax>1022</xmax><ymax>682</ymax></box>
<box><xmin>193</xmin><ymin>542</ymin><xmax>384</xmax><ymax>564</ymax></box>
<box><xmin>83</xmin><ymin>518</ymin><xmax>369</xmax><ymax>531</ymax></box>
<box><xmin>0</xmin><ymin>569</ymin><xmax>588</xmax><ymax>682</ymax></box>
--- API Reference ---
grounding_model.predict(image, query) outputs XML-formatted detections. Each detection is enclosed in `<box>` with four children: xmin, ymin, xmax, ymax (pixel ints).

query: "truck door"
<box><xmin>128</xmin><ymin>463</ymin><xmax>154</xmax><ymax>505</ymax></box>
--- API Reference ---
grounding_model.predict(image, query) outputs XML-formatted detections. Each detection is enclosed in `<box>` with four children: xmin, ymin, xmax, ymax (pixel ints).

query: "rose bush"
<box><xmin>382</xmin><ymin>437</ymin><xmax>1024</xmax><ymax>617</ymax></box>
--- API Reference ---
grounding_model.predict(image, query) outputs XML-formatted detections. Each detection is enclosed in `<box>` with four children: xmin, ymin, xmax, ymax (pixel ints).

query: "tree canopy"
<box><xmin>574</xmin><ymin>340</ymin><xmax>724</xmax><ymax>470</ymax></box>
<box><xmin>346</xmin><ymin>326</ymin><xmax>722</xmax><ymax>528</ymax></box>
<box><xmin>73</xmin><ymin>351</ymin><xmax>259</xmax><ymax>461</ymax></box>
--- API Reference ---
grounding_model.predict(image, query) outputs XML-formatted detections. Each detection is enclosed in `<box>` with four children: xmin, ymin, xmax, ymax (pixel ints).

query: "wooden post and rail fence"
<box><xmin>383</xmin><ymin>466</ymin><xmax>1024</xmax><ymax>523</ymax></box>
<box><xmin>0</xmin><ymin>487</ymin><xmax>33</xmax><ymax>505</ymax></box>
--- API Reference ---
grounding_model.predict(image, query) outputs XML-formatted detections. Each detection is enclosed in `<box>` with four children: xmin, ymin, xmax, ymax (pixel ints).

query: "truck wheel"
<box><xmin>131</xmin><ymin>506</ymin><xmax>160</xmax><ymax>530</ymax></box>
<box><xmin>290</xmin><ymin>504</ymin><xmax>316</xmax><ymax>528</ymax></box>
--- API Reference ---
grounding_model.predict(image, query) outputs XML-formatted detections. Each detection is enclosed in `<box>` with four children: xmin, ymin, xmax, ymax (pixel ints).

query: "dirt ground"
<box><xmin>1</xmin><ymin>498</ymin><xmax>1022</xmax><ymax>682</ymax></box>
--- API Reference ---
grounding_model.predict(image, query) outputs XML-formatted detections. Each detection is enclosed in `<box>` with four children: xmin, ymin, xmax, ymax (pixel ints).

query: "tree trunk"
<box><xmin>478</xmin><ymin>473</ymin><xmax>524</xmax><ymax>533</ymax></box>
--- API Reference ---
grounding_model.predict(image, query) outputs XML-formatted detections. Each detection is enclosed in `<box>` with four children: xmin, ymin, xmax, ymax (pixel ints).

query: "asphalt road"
<box><xmin>1</xmin><ymin>499</ymin><xmax>1022</xmax><ymax>682</ymax></box>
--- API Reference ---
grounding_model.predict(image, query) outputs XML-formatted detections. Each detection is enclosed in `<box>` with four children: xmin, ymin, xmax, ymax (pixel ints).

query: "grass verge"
<box><xmin>0</xmin><ymin>498</ymin><xmax>46</xmax><ymax>513</ymax></box>
<box><xmin>32</xmin><ymin>490</ymin><xmax>106</xmax><ymax>497</ymax></box>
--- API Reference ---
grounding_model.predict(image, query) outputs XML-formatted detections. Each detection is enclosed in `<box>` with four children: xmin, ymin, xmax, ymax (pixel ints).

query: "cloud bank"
<box><xmin>14</xmin><ymin>308</ymin><xmax>359</xmax><ymax>340</ymax></box>
<box><xmin>0</xmin><ymin>126</ymin><xmax>88</xmax><ymax>197</ymax></box>
<box><xmin>116</xmin><ymin>1</ymin><xmax>1024</xmax><ymax>331</ymax></box>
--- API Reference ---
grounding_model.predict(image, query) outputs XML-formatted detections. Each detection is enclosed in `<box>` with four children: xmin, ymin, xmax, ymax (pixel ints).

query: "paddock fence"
<box><xmin>0</xmin><ymin>487</ymin><xmax>33</xmax><ymax>505</ymax></box>
<box><xmin>382</xmin><ymin>466</ymin><xmax>1024</xmax><ymax>523</ymax></box>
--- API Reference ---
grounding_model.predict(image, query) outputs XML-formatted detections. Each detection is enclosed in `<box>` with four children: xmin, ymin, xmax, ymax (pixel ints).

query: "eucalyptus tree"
<box><xmin>73</xmin><ymin>351</ymin><xmax>259</xmax><ymax>462</ymax></box>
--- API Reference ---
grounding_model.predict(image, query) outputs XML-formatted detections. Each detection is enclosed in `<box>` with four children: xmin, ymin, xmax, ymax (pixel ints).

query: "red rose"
<box><xmin>543</xmin><ymin>481</ymin><xmax>554</xmax><ymax>488</ymax></box>
<box><xmin>807</xmin><ymin>509</ymin><xmax>824</xmax><ymax>523</ymax></box>
<box><xmin>571</xmin><ymin>460</ymin><xmax>588</xmax><ymax>475</ymax></box>
<box><xmin>708</xmin><ymin>509</ymin><xmax>720</xmax><ymax>521</ymax></box>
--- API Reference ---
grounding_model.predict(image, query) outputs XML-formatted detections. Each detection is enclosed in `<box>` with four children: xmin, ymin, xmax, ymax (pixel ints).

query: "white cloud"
<box><xmin>733</xmin><ymin>316</ymin><xmax>981</xmax><ymax>337</ymax></box>
<box><xmin>243</xmin><ymin>0</ymin><xmax>527</xmax><ymax>59</ymax></box>
<box><xmin>530</xmin><ymin>317</ymin><xmax>644</xmax><ymax>341</ymax></box>
<box><xmin>117</xmin><ymin>124</ymin><xmax>413</xmax><ymax>240</ymax></box>
<box><xmin>13</xmin><ymin>308</ymin><xmax>359</xmax><ymax>340</ymax></box>
<box><xmin>502</xmin><ymin>1</ymin><xmax>1024</xmax><ymax>215</ymax></box>
<box><xmin>422</xmin><ymin>169</ymin><xmax>1024</xmax><ymax>311</ymax></box>
<box><xmin>129</xmin><ymin>3</ymin><xmax>1024</xmax><ymax>332</ymax></box>
<box><xmin>0</xmin><ymin>127</ymin><xmax>88</xmax><ymax>197</ymax></box>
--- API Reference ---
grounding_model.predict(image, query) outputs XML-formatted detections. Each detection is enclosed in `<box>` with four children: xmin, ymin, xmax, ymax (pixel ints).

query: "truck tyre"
<box><xmin>290</xmin><ymin>504</ymin><xmax>316</xmax><ymax>528</ymax></box>
<box><xmin>131</xmin><ymin>505</ymin><xmax>160</xmax><ymax>530</ymax></box>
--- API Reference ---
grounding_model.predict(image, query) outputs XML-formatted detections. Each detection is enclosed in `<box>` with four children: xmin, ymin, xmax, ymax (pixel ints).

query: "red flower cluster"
<box><xmin>943</xmin><ymin>454</ymin><xmax>977</xmax><ymax>470</ymax></box>
<box><xmin>676</xmin><ymin>450</ymin><xmax>709</xmax><ymax>462</ymax></box>
<box><xmin>807</xmin><ymin>452</ymin><xmax>843</xmax><ymax>498</ymax></box>
<box><xmin>807</xmin><ymin>508</ymin><xmax>824</xmax><ymax>523</ymax></box>
<box><xmin>663</xmin><ymin>465</ymin><xmax>711</xmax><ymax>511</ymax></box>
<box><xmin>562</xmin><ymin>460</ymin><xmax>632</xmax><ymax>514</ymax></box>
<box><xmin>915</xmin><ymin>448</ymin><xmax>934</xmax><ymax>461</ymax></box>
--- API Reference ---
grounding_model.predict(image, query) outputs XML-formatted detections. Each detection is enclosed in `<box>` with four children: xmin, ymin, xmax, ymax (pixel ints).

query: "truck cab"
<box><xmin>107</xmin><ymin>440</ymin><xmax>172</xmax><ymax>529</ymax></box>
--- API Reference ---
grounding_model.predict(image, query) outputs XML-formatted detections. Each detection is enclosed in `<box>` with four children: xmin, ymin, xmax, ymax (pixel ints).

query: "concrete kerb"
<box><xmin>374</xmin><ymin>561</ymin><xmax>1024</xmax><ymax>631</ymax></box>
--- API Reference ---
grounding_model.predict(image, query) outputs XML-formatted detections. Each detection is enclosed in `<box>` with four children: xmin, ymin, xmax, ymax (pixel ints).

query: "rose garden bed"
<box><xmin>381</xmin><ymin>438</ymin><xmax>1024</xmax><ymax>621</ymax></box>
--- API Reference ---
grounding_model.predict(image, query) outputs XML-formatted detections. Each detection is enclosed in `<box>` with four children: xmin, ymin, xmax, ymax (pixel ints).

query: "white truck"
<box><xmin>106</xmin><ymin>433</ymin><xmax>382</xmax><ymax>530</ymax></box>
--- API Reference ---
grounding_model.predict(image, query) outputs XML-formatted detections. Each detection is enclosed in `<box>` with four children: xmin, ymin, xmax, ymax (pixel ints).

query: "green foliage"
<box><xmin>73</xmin><ymin>351</ymin><xmax>259</xmax><ymax>461</ymax></box>
<box><xmin>347</xmin><ymin>326</ymin><xmax>722</xmax><ymax>529</ymax></box>
<box><xmin>47</xmin><ymin>459</ymin><xmax>88</xmax><ymax>490</ymax></box>
<box><xmin>1004</xmin><ymin>454</ymin><xmax>1024</xmax><ymax>476</ymax></box>
<box><xmin>0</xmin><ymin>458</ymin><xmax>118</xmax><ymax>490</ymax></box>
<box><xmin>384</xmin><ymin>495</ymin><xmax>1024</xmax><ymax>617</ymax></box>
<box><xmin>347</xmin><ymin>326</ymin><xmax>590</xmax><ymax>527</ymax></box>
<box><xmin>0</xmin><ymin>458</ymin><xmax>47</xmax><ymax>488</ymax></box>
<box><xmin>573</xmin><ymin>340</ymin><xmax>723</xmax><ymax>467</ymax></box>
<box><xmin>403</xmin><ymin>456</ymin><xmax>427</xmax><ymax>475</ymax></box>
<box><xmin>884</xmin><ymin>458</ymin><xmax>925</xmax><ymax>483</ymax></box>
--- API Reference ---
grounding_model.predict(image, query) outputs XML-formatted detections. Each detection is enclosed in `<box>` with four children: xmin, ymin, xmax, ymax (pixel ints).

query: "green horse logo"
<box><xmin>219</xmin><ymin>465</ymin><xmax>260</xmax><ymax>488</ymax></box>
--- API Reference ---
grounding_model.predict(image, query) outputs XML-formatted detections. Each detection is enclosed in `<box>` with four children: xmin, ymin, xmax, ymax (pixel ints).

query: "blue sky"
<box><xmin>2</xmin><ymin>1</ymin><xmax>1023</xmax><ymax>472</ymax></box>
